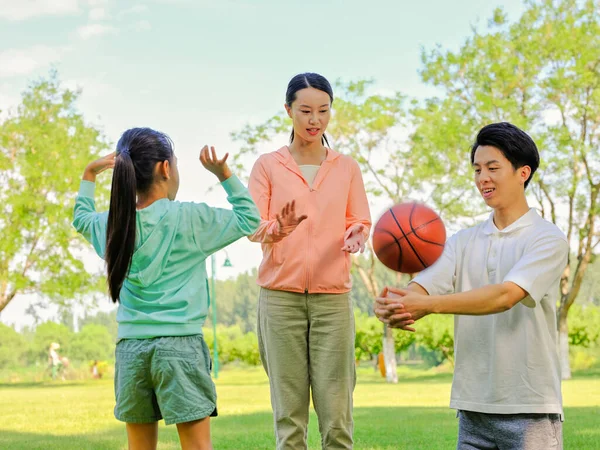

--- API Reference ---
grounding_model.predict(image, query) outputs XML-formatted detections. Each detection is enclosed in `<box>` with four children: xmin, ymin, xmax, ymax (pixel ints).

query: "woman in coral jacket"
<box><xmin>248</xmin><ymin>72</ymin><xmax>372</xmax><ymax>450</ymax></box>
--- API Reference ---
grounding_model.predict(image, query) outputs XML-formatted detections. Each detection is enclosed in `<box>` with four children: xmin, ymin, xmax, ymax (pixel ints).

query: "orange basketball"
<box><xmin>372</xmin><ymin>202</ymin><xmax>446</xmax><ymax>274</ymax></box>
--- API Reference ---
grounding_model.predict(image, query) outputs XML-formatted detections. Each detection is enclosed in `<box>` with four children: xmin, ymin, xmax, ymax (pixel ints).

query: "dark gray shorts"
<box><xmin>457</xmin><ymin>410</ymin><xmax>563</xmax><ymax>450</ymax></box>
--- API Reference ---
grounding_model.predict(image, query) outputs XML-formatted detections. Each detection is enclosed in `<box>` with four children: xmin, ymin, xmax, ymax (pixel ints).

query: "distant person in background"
<box><xmin>48</xmin><ymin>342</ymin><xmax>63</xmax><ymax>380</ymax></box>
<box><xmin>91</xmin><ymin>360</ymin><xmax>100</xmax><ymax>379</ymax></box>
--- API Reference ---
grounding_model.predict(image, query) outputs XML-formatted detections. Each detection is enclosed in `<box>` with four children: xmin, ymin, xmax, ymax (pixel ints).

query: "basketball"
<box><xmin>372</xmin><ymin>202</ymin><xmax>446</xmax><ymax>274</ymax></box>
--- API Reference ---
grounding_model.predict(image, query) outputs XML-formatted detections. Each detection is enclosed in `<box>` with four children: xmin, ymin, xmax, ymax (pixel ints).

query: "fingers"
<box><xmin>200</xmin><ymin>145</ymin><xmax>209</xmax><ymax>165</ymax></box>
<box><xmin>374</xmin><ymin>302</ymin><xmax>405</xmax><ymax>320</ymax></box>
<box><xmin>390</xmin><ymin>318</ymin><xmax>415</xmax><ymax>329</ymax></box>
<box><xmin>276</xmin><ymin>214</ymin><xmax>283</xmax><ymax>229</ymax></box>
<box><xmin>387</xmin><ymin>287</ymin><xmax>408</xmax><ymax>297</ymax></box>
<box><xmin>200</xmin><ymin>146</ymin><xmax>228</xmax><ymax>165</ymax></box>
<box><xmin>390</xmin><ymin>312</ymin><xmax>412</xmax><ymax>321</ymax></box>
<box><xmin>278</xmin><ymin>200</ymin><xmax>307</xmax><ymax>227</ymax></box>
<box><xmin>375</xmin><ymin>297</ymin><xmax>404</xmax><ymax>309</ymax></box>
<box><xmin>341</xmin><ymin>242</ymin><xmax>359</xmax><ymax>253</ymax></box>
<box><xmin>374</xmin><ymin>307</ymin><xmax>390</xmax><ymax>319</ymax></box>
<box><xmin>376</xmin><ymin>308</ymin><xmax>411</xmax><ymax>327</ymax></box>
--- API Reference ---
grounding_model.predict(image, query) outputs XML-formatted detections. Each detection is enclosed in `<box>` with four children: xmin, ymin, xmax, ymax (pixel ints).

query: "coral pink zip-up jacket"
<box><xmin>248</xmin><ymin>146</ymin><xmax>371</xmax><ymax>294</ymax></box>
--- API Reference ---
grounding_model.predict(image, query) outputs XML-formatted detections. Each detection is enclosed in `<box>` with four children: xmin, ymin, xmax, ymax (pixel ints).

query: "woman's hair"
<box><xmin>285</xmin><ymin>72</ymin><xmax>333</xmax><ymax>147</ymax></box>
<box><xmin>105</xmin><ymin>127</ymin><xmax>174</xmax><ymax>302</ymax></box>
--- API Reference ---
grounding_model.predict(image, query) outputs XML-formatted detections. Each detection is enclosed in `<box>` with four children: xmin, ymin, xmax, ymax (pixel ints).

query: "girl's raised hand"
<box><xmin>200</xmin><ymin>145</ymin><xmax>232</xmax><ymax>182</ymax></box>
<box><xmin>83</xmin><ymin>152</ymin><xmax>116</xmax><ymax>181</ymax></box>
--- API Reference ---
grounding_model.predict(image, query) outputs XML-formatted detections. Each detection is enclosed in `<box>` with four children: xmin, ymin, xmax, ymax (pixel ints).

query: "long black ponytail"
<box><xmin>106</xmin><ymin>128</ymin><xmax>174</xmax><ymax>302</ymax></box>
<box><xmin>285</xmin><ymin>72</ymin><xmax>334</xmax><ymax>147</ymax></box>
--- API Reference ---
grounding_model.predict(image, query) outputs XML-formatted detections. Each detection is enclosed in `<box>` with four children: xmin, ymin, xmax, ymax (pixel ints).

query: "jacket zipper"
<box><xmin>304</xmin><ymin>181</ymin><xmax>314</xmax><ymax>294</ymax></box>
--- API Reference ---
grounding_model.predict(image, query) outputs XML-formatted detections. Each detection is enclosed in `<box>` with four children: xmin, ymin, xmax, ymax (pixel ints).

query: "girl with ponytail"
<box><xmin>73</xmin><ymin>127</ymin><xmax>260</xmax><ymax>449</ymax></box>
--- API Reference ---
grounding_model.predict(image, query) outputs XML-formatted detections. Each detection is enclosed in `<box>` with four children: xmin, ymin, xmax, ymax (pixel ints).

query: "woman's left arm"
<box><xmin>343</xmin><ymin>160</ymin><xmax>371</xmax><ymax>252</ymax></box>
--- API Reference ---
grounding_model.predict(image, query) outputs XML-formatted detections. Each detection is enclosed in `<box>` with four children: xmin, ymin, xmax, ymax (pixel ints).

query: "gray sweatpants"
<box><xmin>457</xmin><ymin>410</ymin><xmax>563</xmax><ymax>450</ymax></box>
<box><xmin>257</xmin><ymin>288</ymin><xmax>356</xmax><ymax>450</ymax></box>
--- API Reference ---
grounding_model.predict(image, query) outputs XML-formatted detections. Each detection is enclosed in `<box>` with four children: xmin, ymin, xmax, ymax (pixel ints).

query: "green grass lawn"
<box><xmin>1</xmin><ymin>366</ymin><xmax>598</xmax><ymax>449</ymax></box>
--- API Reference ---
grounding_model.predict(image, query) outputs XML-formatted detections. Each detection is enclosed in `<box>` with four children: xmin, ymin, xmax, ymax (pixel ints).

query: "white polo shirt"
<box><xmin>412</xmin><ymin>208</ymin><xmax>568</xmax><ymax>416</ymax></box>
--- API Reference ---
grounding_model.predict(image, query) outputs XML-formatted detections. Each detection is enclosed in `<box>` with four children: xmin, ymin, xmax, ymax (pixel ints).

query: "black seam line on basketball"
<box><xmin>410</xmin><ymin>218</ymin><xmax>445</xmax><ymax>247</ymax></box>
<box><xmin>380</xmin><ymin>223</ymin><xmax>402</xmax><ymax>270</ymax></box>
<box><xmin>390</xmin><ymin>207</ymin><xmax>427</xmax><ymax>270</ymax></box>
<box><xmin>396</xmin><ymin>227</ymin><xmax>404</xmax><ymax>271</ymax></box>
<box><xmin>408</xmin><ymin>203</ymin><xmax>427</xmax><ymax>270</ymax></box>
<box><xmin>375</xmin><ymin>217</ymin><xmax>444</xmax><ymax>253</ymax></box>
<box><xmin>381</xmin><ymin>222</ymin><xmax>404</xmax><ymax>270</ymax></box>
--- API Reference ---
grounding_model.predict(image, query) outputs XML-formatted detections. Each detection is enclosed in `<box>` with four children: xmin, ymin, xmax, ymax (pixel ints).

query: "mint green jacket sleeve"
<box><xmin>72</xmin><ymin>181</ymin><xmax>108</xmax><ymax>259</ymax></box>
<box><xmin>188</xmin><ymin>175</ymin><xmax>260</xmax><ymax>256</ymax></box>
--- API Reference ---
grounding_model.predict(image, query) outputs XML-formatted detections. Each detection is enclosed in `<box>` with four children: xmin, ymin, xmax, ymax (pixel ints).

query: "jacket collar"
<box><xmin>273</xmin><ymin>146</ymin><xmax>342</xmax><ymax>190</ymax></box>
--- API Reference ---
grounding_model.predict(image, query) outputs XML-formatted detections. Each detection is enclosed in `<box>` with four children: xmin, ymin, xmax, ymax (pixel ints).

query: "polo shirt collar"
<box><xmin>482</xmin><ymin>208</ymin><xmax>538</xmax><ymax>235</ymax></box>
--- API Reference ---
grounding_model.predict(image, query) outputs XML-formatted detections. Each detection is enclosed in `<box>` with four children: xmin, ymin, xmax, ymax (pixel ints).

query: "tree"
<box><xmin>31</xmin><ymin>321</ymin><xmax>72</xmax><ymax>363</ymax></box>
<box><xmin>0</xmin><ymin>323</ymin><xmax>26</xmax><ymax>368</ymax></box>
<box><xmin>411</xmin><ymin>0</ymin><xmax>600</xmax><ymax>378</ymax></box>
<box><xmin>80</xmin><ymin>309</ymin><xmax>118</xmax><ymax>343</ymax></box>
<box><xmin>214</xmin><ymin>269</ymin><xmax>260</xmax><ymax>333</ymax></box>
<box><xmin>414</xmin><ymin>314</ymin><xmax>455</xmax><ymax>366</ymax></box>
<box><xmin>578</xmin><ymin>256</ymin><xmax>600</xmax><ymax>305</ymax></box>
<box><xmin>70</xmin><ymin>324</ymin><xmax>113</xmax><ymax>362</ymax></box>
<box><xmin>0</xmin><ymin>72</ymin><xmax>111</xmax><ymax>315</ymax></box>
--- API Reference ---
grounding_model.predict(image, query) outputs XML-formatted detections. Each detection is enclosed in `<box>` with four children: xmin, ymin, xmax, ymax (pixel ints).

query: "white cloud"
<box><xmin>77</xmin><ymin>23</ymin><xmax>117</xmax><ymax>39</ymax></box>
<box><xmin>134</xmin><ymin>20</ymin><xmax>151</xmax><ymax>32</ymax></box>
<box><xmin>117</xmin><ymin>4</ymin><xmax>148</xmax><ymax>18</ymax></box>
<box><xmin>0</xmin><ymin>0</ymin><xmax>80</xmax><ymax>21</ymax></box>
<box><xmin>89</xmin><ymin>7</ymin><xmax>108</xmax><ymax>20</ymax></box>
<box><xmin>0</xmin><ymin>46</ymin><xmax>66</xmax><ymax>78</ymax></box>
<box><xmin>86</xmin><ymin>0</ymin><xmax>110</xmax><ymax>6</ymax></box>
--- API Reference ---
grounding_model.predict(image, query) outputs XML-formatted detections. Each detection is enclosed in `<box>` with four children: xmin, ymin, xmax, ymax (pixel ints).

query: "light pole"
<box><xmin>210</xmin><ymin>252</ymin><xmax>232</xmax><ymax>379</ymax></box>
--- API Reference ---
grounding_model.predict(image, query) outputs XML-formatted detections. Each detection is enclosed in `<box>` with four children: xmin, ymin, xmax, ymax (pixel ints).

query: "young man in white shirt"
<box><xmin>375</xmin><ymin>122</ymin><xmax>568</xmax><ymax>450</ymax></box>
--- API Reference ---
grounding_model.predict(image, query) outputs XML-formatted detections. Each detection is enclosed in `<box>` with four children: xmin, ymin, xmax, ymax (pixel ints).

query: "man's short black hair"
<box><xmin>471</xmin><ymin>122</ymin><xmax>539</xmax><ymax>189</ymax></box>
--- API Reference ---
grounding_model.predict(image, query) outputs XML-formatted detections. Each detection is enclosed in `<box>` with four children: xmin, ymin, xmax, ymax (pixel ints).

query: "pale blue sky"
<box><xmin>0</xmin><ymin>0</ymin><xmax>527</xmax><ymax>328</ymax></box>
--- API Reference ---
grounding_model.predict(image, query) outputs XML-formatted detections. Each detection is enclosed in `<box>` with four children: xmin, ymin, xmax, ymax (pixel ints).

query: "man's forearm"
<box><xmin>430</xmin><ymin>282</ymin><xmax>526</xmax><ymax>315</ymax></box>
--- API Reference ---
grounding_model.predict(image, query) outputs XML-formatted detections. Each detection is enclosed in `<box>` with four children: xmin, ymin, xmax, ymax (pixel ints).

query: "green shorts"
<box><xmin>114</xmin><ymin>334</ymin><xmax>217</xmax><ymax>425</ymax></box>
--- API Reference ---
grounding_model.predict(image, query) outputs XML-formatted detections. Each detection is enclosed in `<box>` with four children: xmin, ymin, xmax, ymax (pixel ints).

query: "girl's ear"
<box><xmin>155</xmin><ymin>160</ymin><xmax>171</xmax><ymax>180</ymax></box>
